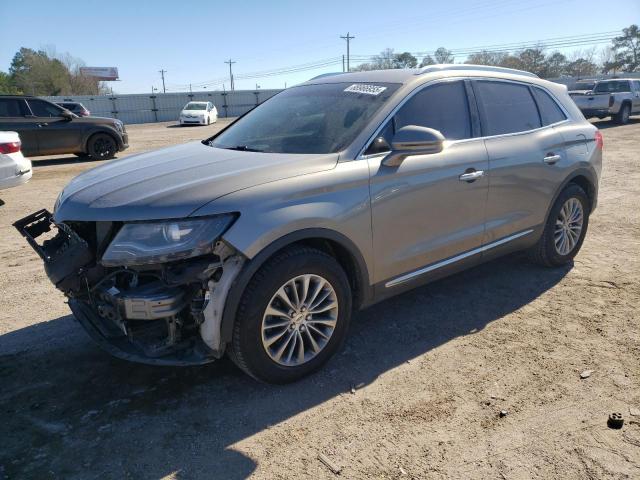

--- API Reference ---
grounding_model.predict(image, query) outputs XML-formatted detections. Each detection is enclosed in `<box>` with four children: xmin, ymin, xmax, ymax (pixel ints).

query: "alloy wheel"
<box><xmin>261</xmin><ymin>274</ymin><xmax>339</xmax><ymax>366</ymax></box>
<box><xmin>554</xmin><ymin>197</ymin><xmax>584</xmax><ymax>256</ymax></box>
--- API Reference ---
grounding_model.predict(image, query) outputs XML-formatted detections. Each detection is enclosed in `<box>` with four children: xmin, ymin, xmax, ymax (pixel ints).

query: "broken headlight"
<box><xmin>101</xmin><ymin>215</ymin><xmax>235</xmax><ymax>267</ymax></box>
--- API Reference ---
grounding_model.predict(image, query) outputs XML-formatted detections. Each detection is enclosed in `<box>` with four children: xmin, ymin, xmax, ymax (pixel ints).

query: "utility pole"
<box><xmin>158</xmin><ymin>69</ymin><xmax>167</xmax><ymax>93</ymax></box>
<box><xmin>189</xmin><ymin>83</ymin><xmax>192</xmax><ymax>94</ymax></box>
<box><xmin>342</xmin><ymin>54</ymin><xmax>345</xmax><ymax>72</ymax></box>
<box><xmin>224</xmin><ymin>59</ymin><xmax>236</xmax><ymax>91</ymax></box>
<box><xmin>340</xmin><ymin>32</ymin><xmax>355</xmax><ymax>72</ymax></box>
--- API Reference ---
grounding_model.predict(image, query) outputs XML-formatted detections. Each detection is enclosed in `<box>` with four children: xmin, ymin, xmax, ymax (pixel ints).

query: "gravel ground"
<box><xmin>0</xmin><ymin>118</ymin><xmax>639</xmax><ymax>479</ymax></box>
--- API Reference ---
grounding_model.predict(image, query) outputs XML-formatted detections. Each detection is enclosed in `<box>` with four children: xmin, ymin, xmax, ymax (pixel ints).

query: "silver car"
<box><xmin>15</xmin><ymin>65</ymin><xmax>602</xmax><ymax>383</ymax></box>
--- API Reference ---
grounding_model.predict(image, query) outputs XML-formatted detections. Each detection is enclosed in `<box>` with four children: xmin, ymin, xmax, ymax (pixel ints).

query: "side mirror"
<box><xmin>382</xmin><ymin>125</ymin><xmax>445</xmax><ymax>167</ymax></box>
<box><xmin>60</xmin><ymin>109</ymin><xmax>74</xmax><ymax>120</ymax></box>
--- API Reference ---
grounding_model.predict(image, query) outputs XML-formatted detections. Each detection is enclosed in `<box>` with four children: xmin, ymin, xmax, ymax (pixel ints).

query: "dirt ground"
<box><xmin>0</xmin><ymin>118</ymin><xmax>639</xmax><ymax>480</ymax></box>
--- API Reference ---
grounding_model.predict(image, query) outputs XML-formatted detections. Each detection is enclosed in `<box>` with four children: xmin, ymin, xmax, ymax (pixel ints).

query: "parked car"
<box><xmin>14</xmin><ymin>65</ymin><xmax>602</xmax><ymax>383</ymax></box>
<box><xmin>56</xmin><ymin>101</ymin><xmax>91</xmax><ymax>117</ymax></box>
<box><xmin>571</xmin><ymin>78</ymin><xmax>640</xmax><ymax>124</ymax></box>
<box><xmin>179</xmin><ymin>101</ymin><xmax>218</xmax><ymax>125</ymax></box>
<box><xmin>0</xmin><ymin>131</ymin><xmax>31</xmax><ymax>190</ymax></box>
<box><xmin>0</xmin><ymin>96</ymin><xmax>128</xmax><ymax>159</ymax></box>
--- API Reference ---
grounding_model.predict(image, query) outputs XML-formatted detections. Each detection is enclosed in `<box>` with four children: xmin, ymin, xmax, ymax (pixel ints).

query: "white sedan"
<box><xmin>0</xmin><ymin>131</ymin><xmax>32</xmax><ymax>191</ymax></box>
<box><xmin>179</xmin><ymin>101</ymin><xmax>218</xmax><ymax>126</ymax></box>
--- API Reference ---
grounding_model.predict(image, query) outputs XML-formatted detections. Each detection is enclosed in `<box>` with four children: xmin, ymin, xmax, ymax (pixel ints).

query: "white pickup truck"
<box><xmin>570</xmin><ymin>78</ymin><xmax>640</xmax><ymax>124</ymax></box>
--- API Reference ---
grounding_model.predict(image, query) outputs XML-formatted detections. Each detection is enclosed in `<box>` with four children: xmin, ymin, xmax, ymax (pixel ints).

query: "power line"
<box><xmin>340</xmin><ymin>32</ymin><xmax>355</xmax><ymax>72</ymax></box>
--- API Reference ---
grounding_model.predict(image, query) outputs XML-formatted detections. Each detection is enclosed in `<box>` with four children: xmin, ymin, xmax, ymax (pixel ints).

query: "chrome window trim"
<box><xmin>384</xmin><ymin>229</ymin><xmax>534</xmax><ymax>288</ymax></box>
<box><xmin>356</xmin><ymin>77</ymin><xmax>572</xmax><ymax>160</ymax></box>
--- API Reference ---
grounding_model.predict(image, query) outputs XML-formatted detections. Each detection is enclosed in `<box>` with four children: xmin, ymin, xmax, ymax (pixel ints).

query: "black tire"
<box><xmin>207</xmin><ymin>116</ymin><xmax>211</xmax><ymax>125</ymax></box>
<box><xmin>87</xmin><ymin>133</ymin><xmax>118</xmax><ymax>160</ymax></box>
<box><xmin>228</xmin><ymin>246</ymin><xmax>352</xmax><ymax>383</ymax></box>
<box><xmin>528</xmin><ymin>183</ymin><xmax>590</xmax><ymax>267</ymax></box>
<box><xmin>614</xmin><ymin>103</ymin><xmax>631</xmax><ymax>125</ymax></box>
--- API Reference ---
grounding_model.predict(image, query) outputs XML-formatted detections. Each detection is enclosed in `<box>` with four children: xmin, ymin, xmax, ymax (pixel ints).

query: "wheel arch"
<box><xmin>544</xmin><ymin>168</ymin><xmax>597</xmax><ymax>226</ymax></box>
<box><xmin>219</xmin><ymin>228</ymin><xmax>373</xmax><ymax>346</ymax></box>
<box><xmin>82</xmin><ymin>127</ymin><xmax>121</xmax><ymax>153</ymax></box>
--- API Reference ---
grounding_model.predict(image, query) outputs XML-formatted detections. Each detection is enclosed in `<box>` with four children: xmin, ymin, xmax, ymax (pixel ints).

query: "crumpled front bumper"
<box><xmin>69</xmin><ymin>299</ymin><xmax>215</xmax><ymax>366</ymax></box>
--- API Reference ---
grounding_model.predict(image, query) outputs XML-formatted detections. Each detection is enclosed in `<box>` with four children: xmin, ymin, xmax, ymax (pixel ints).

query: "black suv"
<box><xmin>0</xmin><ymin>96</ymin><xmax>128</xmax><ymax>159</ymax></box>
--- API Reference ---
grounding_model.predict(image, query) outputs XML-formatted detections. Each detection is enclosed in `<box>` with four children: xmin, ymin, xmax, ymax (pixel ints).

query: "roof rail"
<box><xmin>308</xmin><ymin>72</ymin><xmax>346</xmax><ymax>81</ymax></box>
<box><xmin>416</xmin><ymin>64</ymin><xmax>538</xmax><ymax>78</ymax></box>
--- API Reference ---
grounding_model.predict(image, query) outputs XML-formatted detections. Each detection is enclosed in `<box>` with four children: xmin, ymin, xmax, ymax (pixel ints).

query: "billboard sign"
<box><xmin>79</xmin><ymin>67</ymin><xmax>119</xmax><ymax>81</ymax></box>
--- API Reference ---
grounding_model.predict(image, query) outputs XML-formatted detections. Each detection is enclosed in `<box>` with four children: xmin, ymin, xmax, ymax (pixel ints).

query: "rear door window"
<box><xmin>27</xmin><ymin>99</ymin><xmax>64</xmax><ymax>117</ymax></box>
<box><xmin>532</xmin><ymin>88</ymin><xmax>567</xmax><ymax>126</ymax></box>
<box><xmin>394</xmin><ymin>80</ymin><xmax>472</xmax><ymax>140</ymax></box>
<box><xmin>474</xmin><ymin>81</ymin><xmax>541</xmax><ymax>136</ymax></box>
<box><xmin>0</xmin><ymin>98</ymin><xmax>28</xmax><ymax>117</ymax></box>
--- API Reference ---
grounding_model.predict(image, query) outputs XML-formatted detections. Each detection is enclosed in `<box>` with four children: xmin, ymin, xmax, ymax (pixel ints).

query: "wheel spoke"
<box><xmin>309</xmin><ymin>300</ymin><xmax>338</xmax><ymax>314</ymax></box>
<box><xmin>265</xmin><ymin>327</ymin><xmax>292</xmax><ymax>348</ymax></box>
<box><xmin>275</xmin><ymin>287</ymin><xmax>296</xmax><ymax>311</ymax></box>
<box><xmin>265</xmin><ymin>304</ymin><xmax>290</xmax><ymax>319</ymax></box>
<box><xmin>273</xmin><ymin>330</ymin><xmax>296</xmax><ymax>362</ymax></box>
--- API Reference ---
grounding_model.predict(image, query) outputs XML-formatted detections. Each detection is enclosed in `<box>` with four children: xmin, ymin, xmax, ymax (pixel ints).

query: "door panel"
<box><xmin>483</xmin><ymin>127</ymin><xmax>565</xmax><ymax>243</ymax></box>
<box><xmin>369</xmin><ymin>139</ymin><xmax>489</xmax><ymax>283</ymax></box>
<box><xmin>35</xmin><ymin>117</ymin><xmax>84</xmax><ymax>155</ymax></box>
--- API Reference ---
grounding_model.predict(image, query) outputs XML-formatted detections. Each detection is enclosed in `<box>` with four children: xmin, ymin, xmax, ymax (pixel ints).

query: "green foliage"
<box><xmin>0</xmin><ymin>72</ymin><xmax>21</xmax><ymax>94</ymax></box>
<box><xmin>611</xmin><ymin>24</ymin><xmax>639</xmax><ymax>72</ymax></box>
<box><xmin>1</xmin><ymin>46</ymin><xmax>107</xmax><ymax>96</ymax></box>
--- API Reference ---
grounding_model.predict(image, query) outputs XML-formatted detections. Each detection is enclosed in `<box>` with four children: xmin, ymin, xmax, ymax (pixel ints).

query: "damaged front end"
<box><xmin>14</xmin><ymin>209</ymin><xmax>244</xmax><ymax>366</ymax></box>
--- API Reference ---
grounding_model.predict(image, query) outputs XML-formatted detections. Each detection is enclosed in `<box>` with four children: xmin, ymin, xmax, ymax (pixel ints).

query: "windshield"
<box><xmin>594</xmin><ymin>81</ymin><xmax>631</xmax><ymax>93</ymax></box>
<box><xmin>209</xmin><ymin>82</ymin><xmax>400</xmax><ymax>154</ymax></box>
<box><xmin>184</xmin><ymin>103</ymin><xmax>207</xmax><ymax>110</ymax></box>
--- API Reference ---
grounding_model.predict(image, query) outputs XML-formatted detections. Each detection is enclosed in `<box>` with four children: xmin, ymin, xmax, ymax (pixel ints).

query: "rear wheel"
<box><xmin>87</xmin><ymin>133</ymin><xmax>118</xmax><ymax>160</ymax></box>
<box><xmin>528</xmin><ymin>184</ymin><xmax>590</xmax><ymax>267</ymax></box>
<box><xmin>229</xmin><ymin>246</ymin><xmax>352</xmax><ymax>383</ymax></box>
<box><xmin>614</xmin><ymin>103</ymin><xmax>631</xmax><ymax>125</ymax></box>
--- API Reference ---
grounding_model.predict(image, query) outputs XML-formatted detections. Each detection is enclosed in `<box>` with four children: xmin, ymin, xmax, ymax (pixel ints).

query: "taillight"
<box><xmin>0</xmin><ymin>141</ymin><xmax>21</xmax><ymax>154</ymax></box>
<box><xmin>609</xmin><ymin>95</ymin><xmax>615</xmax><ymax>107</ymax></box>
<box><xmin>595</xmin><ymin>130</ymin><xmax>603</xmax><ymax>150</ymax></box>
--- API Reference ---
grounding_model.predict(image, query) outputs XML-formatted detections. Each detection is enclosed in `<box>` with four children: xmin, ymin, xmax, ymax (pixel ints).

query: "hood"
<box><xmin>568</xmin><ymin>90</ymin><xmax>593</xmax><ymax>96</ymax></box>
<box><xmin>54</xmin><ymin>141</ymin><xmax>338</xmax><ymax>221</ymax></box>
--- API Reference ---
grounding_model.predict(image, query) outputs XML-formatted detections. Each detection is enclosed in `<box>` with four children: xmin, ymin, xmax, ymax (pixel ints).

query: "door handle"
<box><xmin>458</xmin><ymin>170</ymin><xmax>484</xmax><ymax>182</ymax></box>
<box><xmin>543</xmin><ymin>153</ymin><xmax>561</xmax><ymax>165</ymax></box>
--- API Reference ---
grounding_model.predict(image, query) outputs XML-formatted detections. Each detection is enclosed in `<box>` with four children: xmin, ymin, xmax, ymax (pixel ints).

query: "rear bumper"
<box><xmin>0</xmin><ymin>167</ymin><xmax>31</xmax><ymax>190</ymax></box>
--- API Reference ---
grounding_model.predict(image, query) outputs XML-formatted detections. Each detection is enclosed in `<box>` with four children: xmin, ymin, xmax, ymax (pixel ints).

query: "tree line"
<box><xmin>0</xmin><ymin>47</ymin><xmax>109</xmax><ymax>96</ymax></box>
<box><xmin>355</xmin><ymin>24</ymin><xmax>640</xmax><ymax>77</ymax></box>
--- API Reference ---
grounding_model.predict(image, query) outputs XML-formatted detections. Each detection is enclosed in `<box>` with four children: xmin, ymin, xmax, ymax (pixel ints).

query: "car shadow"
<box><xmin>590</xmin><ymin>117</ymin><xmax>640</xmax><ymax>129</ymax></box>
<box><xmin>0</xmin><ymin>253</ymin><xmax>571</xmax><ymax>479</ymax></box>
<box><xmin>31</xmin><ymin>156</ymin><xmax>115</xmax><ymax>167</ymax></box>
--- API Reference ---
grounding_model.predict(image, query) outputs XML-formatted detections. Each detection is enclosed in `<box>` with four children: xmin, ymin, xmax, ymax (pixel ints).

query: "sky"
<box><xmin>0</xmin><ymin>0</ymin><xmax>637</xmax><ymax>94</ymax></box>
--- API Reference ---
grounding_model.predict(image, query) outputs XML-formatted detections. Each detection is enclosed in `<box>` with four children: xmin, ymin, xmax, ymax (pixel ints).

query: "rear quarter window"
<box><xmin>474</xmin><ymin>81</ymin><xmax>541</xmax><ymax>136</ymax></box>
<box><xmin>532</xmin><ymin>88</ymin><xmax>567</xmax><ymax>126</ymax></box>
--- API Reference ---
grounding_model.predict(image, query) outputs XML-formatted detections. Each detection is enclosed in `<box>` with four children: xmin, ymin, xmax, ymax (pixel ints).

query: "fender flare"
<box><xmin>544</xmin><ymin>167</ymin><xmax>598</xmax><ymax>224</ymax></box>
<box><xmin>82</xmin><ymin>127</ymin><xmax>123</xmax><ymax>152</ymax></box>
<box><xmin>219</xmin><ymin>228</ymin><xmax>372</xmax><ymax>345</ymax></box>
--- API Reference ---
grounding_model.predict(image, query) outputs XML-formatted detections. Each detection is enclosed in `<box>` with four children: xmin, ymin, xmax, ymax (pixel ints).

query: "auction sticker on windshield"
<box><xmin>344</xmin><ymin>84</ymin><xmax>387</xmax><ymax>96</ymax></box>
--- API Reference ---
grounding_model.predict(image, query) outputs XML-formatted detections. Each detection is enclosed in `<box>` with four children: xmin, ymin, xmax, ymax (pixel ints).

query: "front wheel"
<box><xmin>528</xmin><ymin>184</ymin><xmax>590</xmax><ymax>267</ymax></box>
<box><xmin>228</xmin><ymin>246</ymin><xmax>352</xmax><ymax>383</ymax></box>
<box><xmin>87</xmin><ymin>133</ymin><xmax>118</xmax><ymax>160</ymax></box>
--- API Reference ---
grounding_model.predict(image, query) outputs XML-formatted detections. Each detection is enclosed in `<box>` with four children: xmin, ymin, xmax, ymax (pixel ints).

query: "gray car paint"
<box><xmin>53</xmin><ymin>66</ymin><xmax>601</xmax><ymax>293</ymax></box>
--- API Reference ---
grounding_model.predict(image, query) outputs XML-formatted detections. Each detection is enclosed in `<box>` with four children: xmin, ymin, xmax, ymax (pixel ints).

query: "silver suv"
<box><xmin>15</xmin><ymin>65</ymin><xmax>602</xmax><ymax>383</ymax></box>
